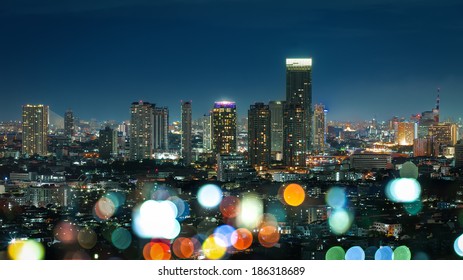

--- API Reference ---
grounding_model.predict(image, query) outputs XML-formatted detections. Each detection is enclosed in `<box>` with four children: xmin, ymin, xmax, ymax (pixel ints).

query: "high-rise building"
<box><xmin>313</xmin><ymin>104</ymin><xmax>327</xmax><ymax>152</ymax></box>
<box><xmin>248</xmin><ymin>102</ymin><xmax>271</xmax><ymax>169</ymax></box>
<box><xmin>181</xmin><ymin>101</ymin><xmax>192</xmax><ymax>165</ymax></box>
<box><xmin>130</xmin><ymin>101</ymin><xmax>155</xmax><ymax>160</ymax></box>
<box><xmin>99</xmin><ymin>126</ymin><xmax>117</xmax><ymax>159</ymax></box>
<box><xmin>212</xmin><ymin>101</ymin><xmax>237</xmax><ymax>155</ymax></box>
<box><xmin>64</xmin><ymin>109</ymin><xmax>74</xmax><ymax>140</ymax></box>
<box><xmin>428</xmin><ymin>123</ymin><xmax>458</xmax><ymax>146</ymax></box>
<box><xmin>284</xmin><ymin>58</ymin><xmax>312</xmax><ymax>167</ymax></box>
<box><xmin>269</xmin><ymin>101</ymin><xmax>284</xmax><ymax>157</ymax></box>
<box><xmin>154</xmin><ymin>107</ymin><xmax>169</xmax><ymax>152</ymax></box>
<box><xmin>283</xmin><ymin>104</ymin><xmax>305</xmax><ymax>167</ymax></box>
<box><xmin>396</xmin><ymin>122</ymin><xmax>415</xmax><ymax>146</ymax></box>
<box><xmin>455</xmin><ymin>141</ymin><xmax>463</xmax><ymax>168</ymax></box>
<box><xmin>22</xmin><ymin>104</ymin><xmax>49</xmax><ymax>156</ymax></box>
<box><xmin>202</xmin><ymin>114</ymin><xmax>212</xmax><ymax>151</ymax></box>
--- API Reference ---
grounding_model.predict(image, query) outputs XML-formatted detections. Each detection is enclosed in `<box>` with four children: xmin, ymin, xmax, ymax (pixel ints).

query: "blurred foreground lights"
<box><xmin>328</xmin><ymin>209</ymin><xmax>353</xmax><ymax>235</ymax></box>
<box><xmin>385</xmin><ymin>178</ymin><xmax>421</xmax><ymax>203</ymax></box>
<box><xmin>220</xmin><ymin>196</ymin><xmax>240</xmax><ymax>218</ymax></box>
<box><xmin>399</xmin><ymin>161</ymin><xmax>419</xmax><ymax>179</ymax></box>
<box><xmin>258</xmin><ymin>225</ymin><xmax>280</xmax><ymax>248</ymax></box>
<box><xmin>77</xmin><ymin>227</ymin><xmax>97</xmax><ymax>249</ymax></box>
<box><xmin>231</xmin><ymin>228</ymin><xmax>253</xmax><ymax>250</ymax></box>
<box><xmin>8</xmin><ymin>240</ymin><xmax>45</xmax><ymax>260</ymax></box>
<box><xmin>326</xmin><ymin>187</ymin><xmax>347</xmax><ymax>209</ymax></box>
<box><xmin>325</xmin><ymin>246</ymin><xmax>345</xmax><ymax>260</ymax></box>
<box><xmin>111</xmin><ymin>228</ymin><xmax>132</xmax><ymax>250</ymax></box>
<box><xmin>173</xmin><ymin>237</ymin><xmax>196</xmax><ymax>259</ymax></box>
<box><xmin>202</xmin><ymin>234</ymin><xmax>227</xmax><ymax>260</ymax></box>
<box><xmin>280</xmin><ymin>183</ymin><xmax>305</xmax><ymax>206</ymax></box>
<box><xmin>54</xmin><ymin>221</ymin><xmax>78</xmax><ymax>244</ymax></box>
<box><xmin>214</xmin><ymin>225</ymin><xmax>236</xmax><ymax>247</ymax></box>
<box><xmin>375</xmin><ymin>246</ymin><xmax>393</xmax><ymax>260</ymax></box>
<box><xmin>94</xmin><ymin>196</ymin><xmax>116</xmax><ymax>220</ymax></box>
<box><xmin>345</xmin><ymin>246</ymin><xmax>365</xmax><ymax>260</ymax></box>
<box><xmin>132</xmin><ymin>200</ymin><xmax>181</xmax><ymax>239</ymax></box>
<box><xmin>454</xmin><ymin>234</ymin><xmax>463</xmax><ymax>257</ymax></box>
<box><xmin>197</xmin><ymin>184</ymin><xmax>223</xmax><ymax>208</ymax></box>
<box><xmin>237</xmin><ymin>193</ymin><xmax>263</xmax><ymax>229</ymax></box>
<box><xmin>393</xmin><ymin>246</ymin><xmax>411</xmax><ymax>260</ymax></box>
<box><xmin>143</xmin><ymin>241</ymin><xmax>171</xmax><ymax>260</ymax></box>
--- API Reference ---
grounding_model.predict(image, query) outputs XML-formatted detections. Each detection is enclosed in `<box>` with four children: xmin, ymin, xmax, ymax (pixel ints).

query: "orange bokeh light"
<box><xmin>231</xmin><ymin>228</ymin><xmax>253</xmax><ymax>250</ymax></box>
<box><xmin>258</xmin><ymin>225</ymin><xmax>280</xmax><ymax>248</ymax></box>
<box><xmin>143</xmin><ymin>242</ymin><xmax>171</xmax><ymax>260</ymax></box>
<box><xmin>172</xmin><ymin>237</ymin><xmax>195</xmax><ymax>259</ymax></box>
<box><xmin>219</xmin><ymin>196</ymin><xmax>240</xmax><ymax>218</ymax></box>
<box><xmin>283</xmin><ymin>183</ymin><xmax>305</xmax><ymax>206</ymax></box>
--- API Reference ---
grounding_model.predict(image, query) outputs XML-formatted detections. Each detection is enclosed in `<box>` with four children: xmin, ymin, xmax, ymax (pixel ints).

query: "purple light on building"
<box><xmin>214</xmin><ymin>101</ymin><xmax>236</xmax><ymax>109</ymax></box>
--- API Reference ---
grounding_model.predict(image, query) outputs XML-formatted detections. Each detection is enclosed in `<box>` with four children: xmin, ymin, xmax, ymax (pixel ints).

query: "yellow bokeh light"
<box><xmin>202</xmin><ymin>235</ymin><xmax>227</xmax><ymax>260</ymax></box>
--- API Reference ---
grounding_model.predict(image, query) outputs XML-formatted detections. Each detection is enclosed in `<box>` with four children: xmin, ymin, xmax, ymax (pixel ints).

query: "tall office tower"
<box><xmin>154</xmin><ymin>107</ymin><xmax>169</xmax><ymax>151</ymax></box>
<box><xmin>396</xmin><ymin>122</ymin><xmax>415</xmax><ymax>146</ymax></box>
<box><xmin>284</xmin><ymin>58</ymin><xmax>312</xmax><ymax>167</ymax></box>
<box><xmin>269</xmin><ymin>101</ymin><xmax>284</xmax><ymax>157</ymax></box>
<box><xmin>22</xmin><ymin>104</ymin><xmax>49</xmax><ymax>156</ymax></box>
<box><xmin>283</xmin><ymin>104</ymin><xmax>305</xmax><ymax>167</ymax></box>
<box><xmin>202</xmin><ymin>114</ymin><xmax>212</xmax><ymax>151</ymax></box>
<box><xmin>283</xmin><ymin>58</ymin><xmax>312</xmax><ymax>167</ymax></box>
<box><xmin>248</xmin><ymin>102</ymin><xmax>271</xmax><ymax>169</ymax></box>
<box><xmin>64</xmin><ymin>109</ymin><xmax>74</xmax><ymax>139</ymax></box>
<box><xmin>212</xmin><ymin>101</ymin><xmax>237</xmax><ymax>155</ymax></box>
<box><xmin>181</xmin><ymin>101</ymin><xmax>192</xmax><ymax>165</ymax></box>
<box><xmin>428</xmin><ymin>122</ymin><xmax>458</xmax><ymax>146</ymax></box>
<box><xmin>455</xmin><ymin>141</ymin><xmax>463</xmax><ymax>168</ymax></box>
<box><xmin>130</xmin><ymin>101</ymin><xmax>155</xmax><ymax>160</ymax></box>
<box><xmin>313</xmin><ymin>104</ymin><xmax>327</xmax><ymax>152</ymax></box>
<box><xmin>433</xmin><ymin>88</ymin><xmax>440</xmax><ymax>123</ymax></box>
<box><xmin>99</xmin><ymin>126</ymin><xmax>117</xmax><ymax>159</ymax></box>
<box><xmin>413</xmin><ymin>138</ymin><xmax>438</xmax><ymax>157</ymax></box>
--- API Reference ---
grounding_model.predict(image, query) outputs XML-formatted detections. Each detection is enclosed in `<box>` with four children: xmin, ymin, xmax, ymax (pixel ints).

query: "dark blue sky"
<box><xmin>1</xmin><ymin>0</ymin><xmax>463</xmax><ymax>122</ymax></box>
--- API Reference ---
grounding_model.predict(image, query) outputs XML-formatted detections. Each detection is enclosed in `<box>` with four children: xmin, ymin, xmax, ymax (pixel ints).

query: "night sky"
<box><xmin>1</xmin><ymin>0</ymin><xmax>463</xmax><ymax>123</ymax></box>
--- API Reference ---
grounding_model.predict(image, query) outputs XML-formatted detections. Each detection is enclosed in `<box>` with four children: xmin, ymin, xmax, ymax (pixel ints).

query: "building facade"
<box><xmin>211</xmin><ymin>101</ymin><xmax>237</xmax><ymax>155</ymax></box>
<box><xmin>64</xmin><ymin>109</ymin><xmax>74</xmax><ymax>140</ymax></box>
<box><xmin>22</xmin><ymin>104</ymin><xmax>49</xmax><ymax>156</ymax></box>
<box><xmin>284</xmin><ymin>58</ymin><xmax>312</xmax><ymax>167</ymax></box>
<box><xmin>181</xmin><ymin>101</ymin><xmax>192</xmax><ymax>165</ymax></box>
<box><xmin>269</xmin><ymin>101</ymin><xmax>284</xmax><ymax>157</ymax></box>
<box><xmin>130</xmin><ymin>101</ymin><xmax>155</xmax><ymax>160</ymax></box>
<box><xmin>248</xmin><ymin>102</ymin><xmax>271</xmax><ymax>169</ymax></box>
<box><xmin>313</xmin><ymin>104</ymin><xmax>327</xmax><ymax>152</ymax></box>
<box><xmin>99</xmin><ymin>126</ymin><xmax>117</xmax><ymax>159</ymax></box>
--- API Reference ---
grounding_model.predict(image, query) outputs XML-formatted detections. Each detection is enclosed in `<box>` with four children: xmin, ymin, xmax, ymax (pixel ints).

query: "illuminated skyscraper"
<box><xmin>313</xmin><ymin>104</ymin><xmax>327</xmax><ymax>152</ymax></box>
<box><xmin>154</xmin><ymin>107</ymin><xmax>169</xmax><ymax>151</ymax></box>
<box><xmin>130</xmin><ymin>101</ymin><xmax>155</xmax><ymax>160</ymax></box>
<box><xmin>22</xmin><ymin>104</ymin><xmax>49</xmax><ymax>156</ymax></box>
<box><xmin>64</xmin><ymin>109</ymin><xmax>74</xmax><ymax>140</ymax></box>
<box><xmin>428</xmin><ymin>122</ymin><xmax>458</xmax><ymax>146</ymax></box>
<box><xmin>181</xmin><ymin>101</ymin><xmax>192</xmax><ymax>165</ymax></box>
<box><xmin>202</xmin><ymin>114</ymin><xmax>212</xmax><ymax>151</ymax></box>
<box><xmin>269</xmin><ymin>101</ymin><xmax>284</xmax><ymax>157</ymax></box>
<box><xmin>284</xmin><ymin>58</ymin><xmax>312</xmax><ymax>167</ymax></box>
<box><xmin>455</xmin><ymin>141</ymin><xmax>463</xmax><ymax>168</ymax></box>
<box><xmin>396</xmin><ymin>122</ymin><xmax>415</xmax><ymax>146</ymax></box>
<box><xmin>99</xmin><ymin>126</ymin><xmax>117</xmax><ymax>159</ymax></box>
<box><xmin>212</xmin><ymin>101</ymin><xmax>237</xmax><ymax>155</ymax></box>
<box><xmin>248</xmin><ymin>102</ymin><xmax>271</xmax><ymax>169</ymax></box>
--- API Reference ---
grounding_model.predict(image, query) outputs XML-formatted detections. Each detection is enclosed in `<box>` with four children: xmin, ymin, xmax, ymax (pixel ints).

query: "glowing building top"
<box><xmin>214</xmin><ymin>101</ymin><xmax>236</xmax><ymax>109</ymax></box>
<box><xmin>286</xmin><ymin>58</ymin><xmax>312</xmax><ymax>69</ymax></box>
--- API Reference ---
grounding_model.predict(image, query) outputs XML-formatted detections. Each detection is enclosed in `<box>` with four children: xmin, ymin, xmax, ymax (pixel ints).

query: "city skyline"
<box><xmin>2</xmin><ymin>1</ymin><xmax>463</xmax><ymax>122</ymax></box>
